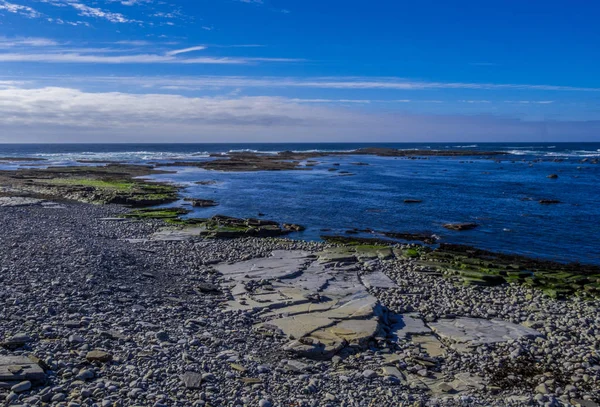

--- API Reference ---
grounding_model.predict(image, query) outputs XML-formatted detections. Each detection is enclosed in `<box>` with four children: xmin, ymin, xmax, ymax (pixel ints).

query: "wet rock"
<box><xmin>184</xmin><ymin>198</ymin><xmax>219</xmax><ymax>207</ymax></box>
<box><xmin>443</xmin><ymin>223</ymin><xmax>479</xmax><ymax>231</ymax></box>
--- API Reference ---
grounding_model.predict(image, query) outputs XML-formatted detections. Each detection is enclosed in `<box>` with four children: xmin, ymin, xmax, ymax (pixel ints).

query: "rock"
<box><xmin>11</xmin><ymin>380</ymin><xmax>31</xmax><ymax>393</ymax></box>
<box><xmin>282</xmin><ymin>223</ymin><xmax>306</xmax><ymax>232</ymax></box>
<box><xmin>181</xmin><ymin>372</ymin><xmax>203</xmax><ymax>389</ymax></box>
<box><xmin>258</xmin><ymin>400</ymin><xmax>272</xmax><ymax>407</ymax></box>
<box><xmin>389</xmin><ymin>313</ymin><xmax>431</xmax><ymax>340</ymax></box>
<box><xmin>1</xmin><ymin>333</ymin><xmax>33</xmax><ymax>349</ymax></box>
<box><xmin>0</xmin><ymin>356</ymin><xmax>46</xmax><ymax>382</ymax></box>
<box><xmin>0</xmin><ymin>197</ymin><xmax>45</xmax><ymax>207</ymax></box>
<box><xmin>68</xmin><ymin>334</ymin><xmax>85</xmax><ymax>343</ymax></box>
<box><xmin>429</xmin><ymin>317</ymin><xmax>542</xmax><ymax>347</ymax></box>
<box><xmin>76</xmin><ymin>369</ymin><xmax>95</xmax><ymax>381</ymax></box>
<box><xmin>85</xmin><ymin>350</ymin><xmax>112</xmax><ymax>363</ymax></box>
<box><xmin>184</xmin><ymin>198</ymin><xmax>218</xmax><ymax>207</ymax></box>
<box><xmin>535</xmin><ymin>383</ymin><xmax>550</xmax><ymax>394</ymax></box>
<box><xmin>380</xmin><ymin>366</ymin><xmax>405</xmax><ymax>381</ymax></box>
<box><xmin>443</xmin><ymin>223</ymin><xmax>478</xmax><ymax>231</ymax></box>
<box><xmin>362</xmin><ymin>370</ymin><xmax>377</xmax><ymax>379</ymax></box>
<box><xmin>155</xmin><ymin>331</ymin><xmax>169</xmax><ymax>341</ymax></box>
<box><xmin>197</xmin><ymin>282</ymin><xmax>220</xmax><ymax>293</ymax></box>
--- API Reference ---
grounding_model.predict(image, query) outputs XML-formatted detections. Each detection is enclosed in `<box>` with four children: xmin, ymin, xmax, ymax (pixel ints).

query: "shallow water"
<box><xmin>1</xmin><ymin>142</ymin><xmax>599</xmax><ymax>264</ymax></box>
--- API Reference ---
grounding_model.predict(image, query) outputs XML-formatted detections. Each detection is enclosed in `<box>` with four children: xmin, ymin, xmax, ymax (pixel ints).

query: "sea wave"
<box><xmin>505</xmin><ymin>149</ymin><xmax>600</xmax><ymax>157</ymax></box>
<box><xmin>453</xmin><ymin>144</ymin><xmax>478</xmax><ymax>148</ymax></box>
<box><xmin>31</xmin><ymin>151</ymin><xmax>211</xmax><ymax>161</ymax></box>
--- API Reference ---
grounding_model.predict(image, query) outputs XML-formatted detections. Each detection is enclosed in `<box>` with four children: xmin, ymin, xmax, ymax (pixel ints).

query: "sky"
<box><xmin>0</xmin><ymin>0</ymin><xmax>599</xmax><ymax>143</ymax></box>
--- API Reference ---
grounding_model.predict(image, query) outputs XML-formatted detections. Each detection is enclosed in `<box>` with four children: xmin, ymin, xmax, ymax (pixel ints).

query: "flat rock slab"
<box><xmin>389</xmin><ymin>313</ymin><xmax>431</xmax><ymax>340</ymax></box>
<box><xmin>0</xmin><ymin>356</ymin><xmax>45</xmax><ymax>382</ymax></box>
<box><xmin>151</xmin><ymin>227</ymin><xmax>207</xmax><ymax>241</ymax></box>
<box><xmin>215</xmin><ymin>250</ymin><xmax>313</xmax><ymax>281</ymax></box>
<box><xmin>360</xmin><ymin>270</ymin><xmax>398</xmax><ymax>289</ymax></box>
<box><xmin>217</xmin><ymin>250</ymin><xmax>385</xmax><ymax>359</ymax></box>
<box><xmin>429</xmin><ymin>317</ymin><xmax>542</xmax><ymax>346</ymax></box>
<box><xmin>0</xmin><ymin>197</ymin><xmax>45</xmax><ymax>207</ymax></box>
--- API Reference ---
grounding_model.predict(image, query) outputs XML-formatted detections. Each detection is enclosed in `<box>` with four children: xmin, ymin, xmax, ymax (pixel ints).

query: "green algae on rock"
<box><xmin>413</xmin><ymin>243</ymin><xmax>600</xmax><ymax>298</ymax></box>
<box><xmin>0</xmin><ymin>164</ymin><xmax>179</xmax><ymax>206</ymax></box>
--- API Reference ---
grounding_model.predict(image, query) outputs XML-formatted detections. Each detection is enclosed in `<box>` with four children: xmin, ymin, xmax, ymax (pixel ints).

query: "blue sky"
<box><xmin>0</xmin><ymin>0</ymin><xmax>599</xmax><ymax>142</ymax></box>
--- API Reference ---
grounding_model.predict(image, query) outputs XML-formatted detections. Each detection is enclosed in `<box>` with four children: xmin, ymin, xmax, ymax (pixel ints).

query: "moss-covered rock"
<box><xmin>0</xmin><ymin>164</ymin><xmax>179</xmax><ymax>206</ymax></box>
<box><xmin>411</xmin><ymin>243</ymin><xmax>600</xmax><ymax>297</ymax></box>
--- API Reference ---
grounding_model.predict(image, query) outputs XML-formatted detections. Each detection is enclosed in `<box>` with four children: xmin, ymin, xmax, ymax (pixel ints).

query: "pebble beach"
<box><xmin>1</xmin><ymin>199</ymin><xmax>599</xmax><ymax>407</ymax></box>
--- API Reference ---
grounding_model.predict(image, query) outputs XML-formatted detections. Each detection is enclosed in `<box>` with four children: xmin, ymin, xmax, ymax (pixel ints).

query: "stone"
<box><xmin>443</xmin><ymin>223</ymin><xmax>479</xmax><ymax>231</ymax></box>
<box><xmin>0</xmin><ymin>356</ymin><xmax>45</xmax><ymax>382</ymax></box>
<box><xmin>69</xmin><ymin>334</ymin><xmax>85</xmax><ymax>344</ymax></box>
<box><xmin>362</xmin><ymin>370</ymin><xmax>377</xmax><ymax>379</ymax></box>
<box><xmin>1</xmin><ymin>333</ymin><xmax>33</xmax><ymax>349</ymax></box>
<box><xmin>181</xmin><ymin>372</ymin><xmax>203</xmax><ymax>389</ymax></box>
<box><xmin>380</xmin><ymin>366</ymin><xmax>405</xmax><ymax>381</ymax></box>
<box><xmin>86</xmin><ymin>350</ymin><xmax>112</xmax><ymax>363</ymax></box>
<box><xmin>76</xmin><ymin>369</ymin><xmax>95</xmax><ymax>381</ymax></box>
<box><xmin>429</xmin><ymin>317</ymin><xmax>542</xmax><ymax>347</ymax></box>
<box><xmin>360</xmin><ymin>270</ymin><xmax>397</xmax><ymax>289</ymax></box>
<box><xmin>11</xmin><ymin>380</ymin><xmax>32</xmax><ymax>393</ymax></box>
<box><xmin>535</xmin><ymin>383</ymin><xmax>550</xmax><ymax>394</ymax></box>
<box><xmin>0</xmin><ymin>197</ymin><xmax>45</xmax><ymax>207</ymax></box>
<box><xmin>389</xmin><ymin>313</ymin><xmax>431</xmax><ymax>340</ymax></box>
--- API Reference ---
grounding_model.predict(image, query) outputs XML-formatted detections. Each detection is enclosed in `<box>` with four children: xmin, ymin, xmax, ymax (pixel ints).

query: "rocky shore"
<box><xmin>1</xmin><ymin>199</ymin><xmax>599</xmax><ymax>407</ymax></box>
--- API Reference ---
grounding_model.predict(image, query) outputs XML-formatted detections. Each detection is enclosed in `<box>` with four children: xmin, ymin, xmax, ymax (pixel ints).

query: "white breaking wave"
<box><xmin>31</xmin><ymin>151</ymin><xmax>211</xmax><ymax>162</ymax></box>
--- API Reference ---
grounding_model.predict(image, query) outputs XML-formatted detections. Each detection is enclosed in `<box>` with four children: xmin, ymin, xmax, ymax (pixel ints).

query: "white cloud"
<box><xmin>0</xmin><ymin>53</ymin><xmax>300</xmax><ymax>64</ymax></box>
<box><xmin>0</xmin><ymin>0</ymin><xmax>41</xmax><ymax>17</ymax></box>
<box><xmin>68</xmin><ymin>2</ymin><xmax>134</xmax><ymax>23</ymax></box>
<box><xmin>166</xmin><ymin>45</ymin><xmax>207</xmax><ymax>56</ymax></box>
<box><xmin>54</xmin><ymin>75</ymin><xmax>600</xmax><ymax>92</ymax></box>
<box><xmin>0</xmin><ymin>37</ymin><xmax>59</xmax><ymax>47</ymax></box>
<box><xmin>0</xmin><ymin>85</ymin><xmax>598</xmax><ymax>143</ymax></box>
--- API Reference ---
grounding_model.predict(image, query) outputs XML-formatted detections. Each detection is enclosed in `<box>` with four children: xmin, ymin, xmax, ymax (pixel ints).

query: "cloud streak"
<box><xmin>0</xmin><ymin>85</ymin><xmax>598</xmax><ymax>143</ymax></box>
<box><xmin>0</xmin><ymin>53</ymin><xmax>302</xmax><ymax>64</ymax></box>
<box><xmin>166</xmin><ymin>45</ymin><xmax>207</xmax><ymax>56</ymax></box>
<box><xmin>51</xmin><ymin>75</ymin><xmax>600</xmax><ymax>92</ymax></box>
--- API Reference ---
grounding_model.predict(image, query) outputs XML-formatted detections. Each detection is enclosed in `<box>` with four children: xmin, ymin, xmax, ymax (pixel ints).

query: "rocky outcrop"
<box><xmin>443</xmin><ymin>223</ymin><xmax>479</xmax><ymax>231</ymax></box>
<box><xmin>184</xmin><ymin>198</ymin><xmax>218</xmax><ymax>207</ymax></box>
<box><xmin>0</xmin><ymin>165</ymin><xmax>179</xmax><ymax>206</ymax></box>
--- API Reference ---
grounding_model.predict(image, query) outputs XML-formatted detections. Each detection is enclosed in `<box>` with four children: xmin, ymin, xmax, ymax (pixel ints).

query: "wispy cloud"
<box><xmin>0</xmin><ymin>53</ymin><xmax>302</xmax><ymax>64</ymax></box>
<box><xmin>166</xmin><ymin>45</ymin><xmax>207</xmax><ymax>56</ymax></box>
<box><xmin>36</xmin><ymin>0</ymin><xmax>138</xmax><ymax>23</ymax></box>
<box><xmin>57</xmin><ymin>75</ymin><xmax>600</xmax><ymax>92</ymax></box>
<box><xmin>68</xmin><ymin>2</ymin><xmax>135</xmax><ymax>23</ymax></box>
<box><xmin>0</xmin><ymin>0</ymin><xmax>41</xmax><ymax>18</ymax></box>
<box><xmin>0</xmin><ymin>36</ymin><xmax>59</xmax><ymax>47</ymax></box>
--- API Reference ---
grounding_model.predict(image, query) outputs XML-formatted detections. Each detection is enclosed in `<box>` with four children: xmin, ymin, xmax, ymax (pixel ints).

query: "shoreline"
<box><xmin>0</xmin><ymin>199</ymin><xmax>599</xmax><ymax>406</ymax></box>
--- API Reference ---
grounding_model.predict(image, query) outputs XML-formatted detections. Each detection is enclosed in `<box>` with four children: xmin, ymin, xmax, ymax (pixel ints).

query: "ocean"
<box><xmin>1</xmin><ymin>142</ymin><xmax>599</xmax><ymax>265</ymax></box>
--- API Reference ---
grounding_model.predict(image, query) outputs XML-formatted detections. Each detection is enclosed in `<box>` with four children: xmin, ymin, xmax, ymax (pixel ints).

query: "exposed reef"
<box><xmin>0</xmin><ymin>164</ymin><xmax>179</xmax><ymax>206</ymax></box>
<box><xmin>155</xmin><ymin>148</ymin><xmax>509</xmax><ymax>172</ymax></box>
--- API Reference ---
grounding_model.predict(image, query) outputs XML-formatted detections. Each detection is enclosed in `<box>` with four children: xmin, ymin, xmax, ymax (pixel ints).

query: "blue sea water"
<box><xmin>1</xmin><ymin>142</ymin><xmax>599</xmax><ymax>265</ymax></box>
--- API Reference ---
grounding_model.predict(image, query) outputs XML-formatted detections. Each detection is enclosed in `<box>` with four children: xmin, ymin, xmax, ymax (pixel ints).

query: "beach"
<box><xmin>0</xmin><ymin>145</ymin><xmax>599</xmax><ymax>406</ymax></box>
<box><xmin>1</xmin><ymin>198</ymin><xmax>599</xmax><ymax>407</ymax></box>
